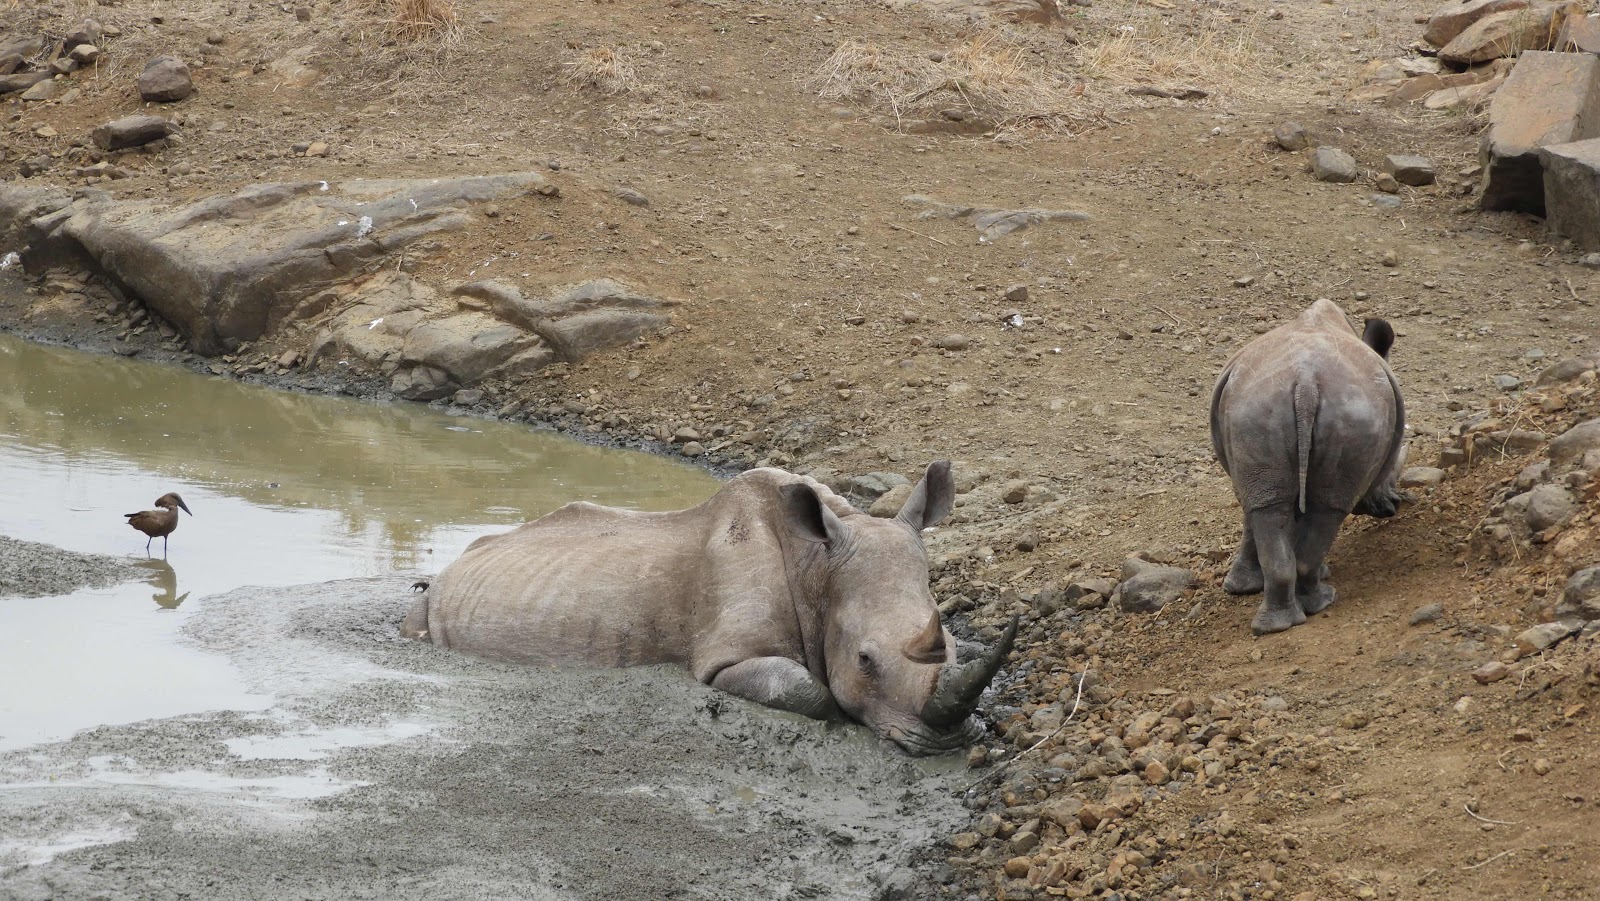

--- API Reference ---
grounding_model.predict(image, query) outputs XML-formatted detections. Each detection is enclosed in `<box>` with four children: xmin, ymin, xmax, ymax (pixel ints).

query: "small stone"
<box><xmin>1001</xmin><ymin>480</ymin><xmax>1029</xmax><ymax>504</ymax></box>
<box><xmin>1472</xmin><ymin>660</ymin><xmax>1511</xmax><ymax>684</ymax></box>
<box><xmin>68</xmin><ymin>43</ymin><xmax>101</xmax><ymax>64</ymax></box>
<box><xmin>1399</xmin><ymin>466</ymin><xmax>1446</xmax><ymax>488</ymax></box>
<box><xmin>138</xmin><ymin>55</ymin><xmax>194</xmax><ymax>103</ymax></box>
<box><xmin>90</xmin><ymin>114</ymin><xmax>175</xmax><ymax>151</ymax></box>
<box><xmin>1115</xmin><ymin>557</ymin><xmax>1195</xmax><ymax>614</ymax></box>
<box><xmin>615</xmin><ymin>187</ymin><xmax>649</xmax><ymax>206</ymax></box>
<box><xmin>1556</xmin><ymin>566</ymin><xmax>1600</xmax><ymax>621</ymax></box>
<box><xmin>1524</xmin><ymin>484</ymin><xmax>1575</xmax><ymax>532</ymax></box>
<box><xmin>1375</xmin><ymin>172</ymin><xmax>1400</xmax><ymax>193</ymax></box>
<box><xmin>1014</xmin><ymin>532</ymin><xmax>1039</xmax><ymax>552</ymax></box>
<box><xmin>1312</xmin><ymin>147</ymin><xmax>1359</xmax><ymax>183</ymax></box>
<box><xmin>1513</xmin><ymin>621</ymin><xmax>1581</xmax><ymax>658</ymax></box>
<box><xmin>679</xmin><ymin>441</ymin><xmax>707</xmax><ymax>457</ymax></box>
<box><xmin>1337</xmin><ymin>711</ymin><xmax>1371</xmax><ymax>730</ymax></box>
<box><xmin>934</xmin><ymin>334</ymin><xmax>970</xmax><ymax>351</ymax></box>
<box><xmin>965</xmin><ymin>745</ymin><xmax>988</xmax><ymax>769</ymax></box>
<box><xmin>1550</xmin><ymin>419</ymin><xmax>1600</xmax><ymax>464</ymax></box>
<box><xmin>452</xmin><ymin>388</ymin><xmax>484</xmax><ymax>406</ymax></box>
<box><xmin>19</xmin><ymin>79</ymin><xmax>63</xmax><ymax>102</ymax></box>
<box><xmin>276</xmin><ymin>349</ymin><xmax>299</xmax><ymax>368</ymax></box>
<box><xmin>1384</xmin><ymin>153</ymin><xmax>1436</xmax><ymax>186</ymax></box>
<box><xmin>1004</xmin><ymin>857</ymin><xmax>1032</xmax><ymax>879</ymax></box>
<box><xmin>1003</xmin><ymin>283</ymin><xmax>1029</xmax><ymax>302</ymax></box>
<box><xmin>1494</xmin><ymin>374</ymin><xmax>1522</xmax><ymax>391</ymax></box>
<box><xmin>1409</xmin><ymin>603</ymin><xmax>1444</xmax><ymax>625</ymax></box>
<box><xmin>1581</xmin><ymin>253</ymin><xmax>1600</xmax><ymax>269</ymax></box>
<box><xmin>868</xmin><ymin>484</ymin><xmax>915</xmax><ymax>518</ymax></box>
<box><xmin>1010</xmin><ymin>830</ymin><xmax>1040</xmax><ymax>854</ymax></box>
<box><xmin>1143</xmin><ymin>760</ymin><xmax>1170</xmax><ymax>784</ymax></box>
<box><xmin>947</xmin><ymin>832</ymin><xmax>982</xmax><ymax>851</ymax></box>
<box><xmin>306</xmin><ymin>140</ymin><xmax>329</xmax><ymax>157</ymax></box>
<box><xmin>1274</xmin><ymin>121</ymin><xmax>1311</xmax><ymax>151</ymax></box>
<box><xmin>295</xmin><ymin>6</ymin><xmax>313</xmax><ymax>22</ymax></box>
<box><xmin>1382</xmin><ymin>249</ymin><xmax>1399</xmax><ymax>267</ymax></box>
<box><xmin>672</xmin><ymin>426</ymin><xmax>702</xmax><ymax>443</ymax></box>
<box><xmin>1533</xmin><ymin>758</ymin><xmax>1553</xmax><ymax>776</ymax></box>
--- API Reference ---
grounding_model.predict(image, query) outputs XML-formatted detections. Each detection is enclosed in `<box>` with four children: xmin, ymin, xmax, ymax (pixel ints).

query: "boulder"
<box><xmin>1312</xmin><ymin>147</ymin><xmax>1359</xmax><ymax>183</ymax></box>
<box><xmin>399</xmin><ymin>312</ymin><xmax>544</xmax><ymax>385</ymax></box>
<box><xmin>1556</xmin><ymin>566</ymin><xmax>1600</xmax><ymax>620</ymax></box>
<box><xmin>389</xmin><ymin>364</ymin><xmax>453</xmax><ymax>401</ymax></box>
<box><xmin>1424</xmin><ymin>0</ymin><xmax>1531</xmax><ymax>47</ymax></box>
<box><xmin>1114</xmin><ymin>557</ymin><xmax>1195</xmax><ymax>614</ymax></box>
<box><xmin>1556</xmin><ymin>8</ymin><xmax>1600</xmax><ymax>51</ymax></box>
<box><xmin>89</xmin><ymin>115</ymin><xmax>174</xmax><ymax>150</ymax></box>
<box><xmin>1539</xmin><ymin>139</ymin><xmax>1600</xmax><ymax>250</ymax></box>
<box><xmin>1550</xmin><ymin>418</ymin><xmax>1600</xmax><ymax>464</ymax></box>
<box><xmin>138</xmin><ymin>55</ymin><xmax>193</xmax><ymax>103</ymax></box>
<box><xmin>1513</xmin><ymin>619</ymin><xmax>1583</xmax><ymax>657</ymax></box>
<box><xmin>1440</xmin><ymin>2</ymin><xmax>1582</xmax><ymax>65</ymax></box>
<box><xmin>0</xmin><ymin>173</ymin><xmax>543</xmax><ymax>354</ymax></box>
<box><xmin>1479</xmin><ymin>51</ymin><xmax>1600</xmax><ymax>213</ymax></box>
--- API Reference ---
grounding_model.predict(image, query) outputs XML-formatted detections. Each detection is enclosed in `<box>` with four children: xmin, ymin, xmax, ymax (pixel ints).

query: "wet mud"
<box><xmin>0</xmin><ymin>576</ymin><xmax>966</xmax><ymax>901</ymax></box>
<box><xmin>0</xmin><ymin>535</ymin><xmax>143</xmax><ymax>599</ymax></box>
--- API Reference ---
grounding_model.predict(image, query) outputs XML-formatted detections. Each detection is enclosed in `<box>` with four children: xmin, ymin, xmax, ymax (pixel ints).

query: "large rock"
<box><xmin>1479</xmin><ymin>51</ymin><xmax>1600</xmax><ymax>213</ymax></box>
<box><xmin>455</xmin><ymin>278</ymin><xmax>672</xmax><ymax>363</ymax></box>
<box><xmin>1440</xmin><ymin>2</ymin><xmax>1582</xmax><ymax>64</ymax></box>
<box><xmin>1523</xmin><ymin>484</ymin><xmax>1576</xmax><ymax>532</ymax></box>
<box><xmin>1539</xmin><ymin>139</ymin><xmax>1600</xmax><ymax>250</ymax></box>
<box><xmin>1114</xmin><ymin>557</ymin><xmax>1195</xmax><ymax>614</ymax></box>
<box><xmin>0</xmin><ymin>173</ymin><xmax>543</xmax><ymax>354</ymax></box>
<box><xmin>90</xmin><ymin>114</ymin><xmax>175</xmax><ymax>150</ymax></box>
<box><xmin>0</xmin><ymin>70</ymin><xmax>50</xmax><ymax>94</ymax></box>
<box><xmin>1556</xmin><ymin>8</ymin><xmax>1600</xmax><ymax>51</ymax></box>
<box><xmin>399</xmin><ymin>313</ymin><xmax>545</xmax><ymax>385</ymax></box>
<box><xmin>1550</xmin><ymin>418</ymin><xmax>1600</xmax><ymax>464</ymax></box>
<box><xmin>1424</xmin><ymin>0</ymin><xmax>1531</xmax><ymax>46</ymax></box>
<box><xmin>138</xmin><ymin>55</ymin><xmax>193</xmax><ymax>103</ymax></box>
<box><xmin>1536</xmin><ymin>352</ymin><xmax>1600</xmax><ymax>385</ymax></box>
<box><xmin>1385</xmin><ymin>154</ymin><xmax>1437</xmax><ymax>186</ymax></box>
<box><xmin>1556</xmin><ymin>566</ymin><xmax>1600</xmax><ymax>620</ymax></box>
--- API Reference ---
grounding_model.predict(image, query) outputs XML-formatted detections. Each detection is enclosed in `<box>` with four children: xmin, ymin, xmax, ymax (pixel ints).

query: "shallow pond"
<box><xmin>0</xmin><ymin>332</ymin><xmax>719</xmax><ymax>750</ymax></box>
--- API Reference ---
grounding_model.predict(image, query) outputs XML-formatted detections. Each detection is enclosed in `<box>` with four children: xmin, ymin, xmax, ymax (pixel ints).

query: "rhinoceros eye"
<box><xmin>856</xmin><ymin>649</ymin><xmax>877</xmax><ymax>676</ymax></box>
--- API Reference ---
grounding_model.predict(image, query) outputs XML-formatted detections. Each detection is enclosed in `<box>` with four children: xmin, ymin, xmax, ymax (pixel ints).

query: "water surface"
<box><xmin>0</xmin><ymin>332</ymin><xmax>719</xmax><ymax>749</ymax></box>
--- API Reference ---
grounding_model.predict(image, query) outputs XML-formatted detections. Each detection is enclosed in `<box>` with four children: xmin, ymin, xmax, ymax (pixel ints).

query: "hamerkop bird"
<box><xmin>125</xmin><ymin>492</ymin><xmax>193</xmax><ymax>556</ymax></box>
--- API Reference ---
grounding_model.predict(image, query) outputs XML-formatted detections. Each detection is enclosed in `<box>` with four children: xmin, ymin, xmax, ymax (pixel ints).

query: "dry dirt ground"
<box><xmin>4</xmin><ymin>0</ymin><xmax>1600</xmax><ymax>898</ymax></box>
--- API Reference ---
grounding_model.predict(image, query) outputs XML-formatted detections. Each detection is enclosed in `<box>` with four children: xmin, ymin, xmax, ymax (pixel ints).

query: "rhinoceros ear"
<box><xmin>897</xmin><ymin>460</ymin><xmax>955</xmax><ymax>530</ymax></box>
<box><xmin>1362</xmin><ymin>318</ymin><xmax>1394</xmax><ymax>360</ymax></box>
<box><xmin>781</xmin><ymin>483</ymin><xmax>848</xmax><ymax>546</ymax></box>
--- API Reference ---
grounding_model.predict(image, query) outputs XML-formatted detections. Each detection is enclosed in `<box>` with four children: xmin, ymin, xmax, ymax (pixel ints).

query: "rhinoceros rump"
<box><xmin>1210</xmin><ymin>299</ymin><xmax>1406</xmax><ymax>635</ymax></box>
<box><xmin>402</xmin><ymin>461</ymin><xmax>1015</xmax><ymax>755</ymax></box>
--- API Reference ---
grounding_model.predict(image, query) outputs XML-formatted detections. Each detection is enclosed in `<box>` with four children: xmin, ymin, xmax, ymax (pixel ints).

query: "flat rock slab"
<box><xmin>0</xmin><ymin>173</ymin><xmax>544</xmax><ymax>354</ymax></box>
<box><xmin>1424</xmin><ymin>0</ymin><xmax>1531</xmax><ymax>47</ymax></box>
<box><xmin>1539</xmin><ymin>138</ymin><xmax>1600</xmax><ymax>250</ymax></box>
<box><xmin>904</xmin><ymin>194</ymin><xmax>1089</xmax><ymax>241</ymax></box>
<box><xmin>1441</xmin><ymin>1</ymin><xmax>1581</xmax><ymax>65</ymax></box>
<box><xmin>1480</xmin><ymin>51</ymin><xmax>1600</xmax><ymax>213</ymax></box>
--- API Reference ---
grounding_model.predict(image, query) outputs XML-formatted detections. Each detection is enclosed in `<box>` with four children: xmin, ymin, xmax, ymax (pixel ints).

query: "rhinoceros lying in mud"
<box><xmin>1210</xmin><ymin>298</ymin><xmax>1406</xmax><ymax>635</ymax></box>
<box><xmin>402</xmin><ymin>461</ymin><xmax>1016</xmax><ymax>755</ymax></box>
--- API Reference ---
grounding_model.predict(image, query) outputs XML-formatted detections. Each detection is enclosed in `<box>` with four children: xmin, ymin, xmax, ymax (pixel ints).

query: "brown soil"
<box><xmin>5</xmin><ymin>0</ymin><xmax>1600</xmax><ymax>898</ymax></box>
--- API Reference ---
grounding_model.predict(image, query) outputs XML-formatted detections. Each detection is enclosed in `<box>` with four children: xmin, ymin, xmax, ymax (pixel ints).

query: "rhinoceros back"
<box><xmin>422</xmin><ymin>501</ymin><xmax>705</xmax><ymax>668</ymax></box>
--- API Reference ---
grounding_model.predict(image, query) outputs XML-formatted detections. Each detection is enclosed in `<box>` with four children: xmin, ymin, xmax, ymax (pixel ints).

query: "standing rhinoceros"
<box><xmin>402</xmin><ymin>461</ymin><xmax>1016</xmax><ymax>755</ymax></box>
<box><xmin>1210</xmin><ymin>299</ymin><xmax>1406</xmax><ymax>635</ymax></box>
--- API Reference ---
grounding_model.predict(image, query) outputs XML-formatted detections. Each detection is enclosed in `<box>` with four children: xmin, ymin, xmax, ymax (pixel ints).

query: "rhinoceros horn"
<box><xmin>902</xmin><ymin>609</ymin><xmax>948</xmax><ymax>664</ymax></box>
<box><xmin>920</xmin><ymin>615</ymin><xmax>1018</xmax><ymax>730</ymax></box>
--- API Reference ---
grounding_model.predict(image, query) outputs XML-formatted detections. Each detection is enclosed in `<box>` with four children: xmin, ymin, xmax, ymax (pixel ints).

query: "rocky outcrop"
<box><xmin>0</xmin><ymin>174</ymin><xmax>544</xmax><ymax>354</ymax></box>
<box><xmin>455</xmin><ymin>278</ymin><xmax>673</xmax><ymax>363</ymax></box>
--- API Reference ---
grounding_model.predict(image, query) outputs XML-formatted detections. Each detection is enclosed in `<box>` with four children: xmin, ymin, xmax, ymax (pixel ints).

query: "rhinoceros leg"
<box><xmin>1293</xmin><ymin>509</ymin><xmax>1346</xmax><ymax>616</ymax></box>
<box><xmin>1248</xmin><ymin>506</ymin><xmax>1307</xmax><ymax>635</ymax></box>
<box><xmin>712</xmin><ymin>657</ymin><xmax>840</xmax><ymax>720</ymax></box>
<box><xmin>1223</xmin><ymin>521</ymin><xmax>1263</xmax><ymax>595</ymax></box>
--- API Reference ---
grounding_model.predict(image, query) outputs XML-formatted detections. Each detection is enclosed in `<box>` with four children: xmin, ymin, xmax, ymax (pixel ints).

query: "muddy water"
<box><xmin>0</xmin><ymin>331</ymin><xmax>717</xmax><ymax>750</ymax></box>
<box><xmin>0</xmin><ymin>335</ymin><xmax>968</xmax><ymax>901</ymax></box>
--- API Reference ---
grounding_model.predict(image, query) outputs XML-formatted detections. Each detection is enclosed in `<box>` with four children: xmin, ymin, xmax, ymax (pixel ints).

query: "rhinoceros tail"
<box><xmin>1293</xmin><ymin>379</ymin><xmax>1318</xmax><ymax>514</ymax></box>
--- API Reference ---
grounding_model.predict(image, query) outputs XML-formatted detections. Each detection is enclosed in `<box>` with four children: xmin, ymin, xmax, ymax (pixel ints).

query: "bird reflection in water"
<box><xmin>135</xmin><ymin>559</ymin><xmax>190</xmax><ymax>610</ymax></box>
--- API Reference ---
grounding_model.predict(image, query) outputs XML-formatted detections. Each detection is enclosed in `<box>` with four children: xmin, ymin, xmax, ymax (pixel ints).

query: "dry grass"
<box><xmin>1077</xmin><ymin>12</ymin><xmax>1269</xmax><ymax>94</ymax></box>
<box><xmin>561</xmin><ymin>45</ymin><xmax>652</xmax><ymax>96</ymax></box>
<box><xmin>362</xmin><ymin>0</ymin><xmax>462</xmax><ymax>44</ymax></box>
<box><xmin>811</xmin><ymin>33</ymin><xmax>1093</xmax><ymax>135</ymax></box>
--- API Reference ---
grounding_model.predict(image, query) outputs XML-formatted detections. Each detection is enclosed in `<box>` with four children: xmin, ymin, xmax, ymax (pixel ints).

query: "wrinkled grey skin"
<box><xmin>403</xmin><ymin>461</ymin><xmax>1014</xmax><ymax>755</ymax></box>
<box><xmin>1210</xmin><ymin>299</ymin><xmax>1406</xmax><ymax>635</ymax></box>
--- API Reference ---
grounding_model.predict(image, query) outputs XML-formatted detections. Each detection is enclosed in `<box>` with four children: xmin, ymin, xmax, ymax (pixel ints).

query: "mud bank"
<box><xmin>0</xmin><ymin>535</ymin><xmax>142</xmax><ymax>599</ymax></box>
<box><xmin>0</xmin><ymin>577</ymin><xmax>965</xmax><ymax>901</ymax></box>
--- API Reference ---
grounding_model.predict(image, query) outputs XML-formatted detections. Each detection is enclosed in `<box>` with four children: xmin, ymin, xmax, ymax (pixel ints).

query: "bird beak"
<box><xmin>178</xmin><ymin>500</ymin><xmax>193</xmax><ymax>516</ymax></box>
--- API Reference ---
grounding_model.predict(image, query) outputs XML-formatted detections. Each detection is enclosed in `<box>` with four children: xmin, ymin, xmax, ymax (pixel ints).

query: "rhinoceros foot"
<box><xmin>1251</xmin><ymin>599</ymin><xmax>1307</xmax><ymax>635</ymax></box>
<box><xmin>1297</xmin><ymin>582</ymin><xmax>1337</xmax><ymax>616</ymax></box>
<box><xmin>1223</xmin><ymin>555</ymin><xmax>1264</xmax><ymax>595</ymax></box>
